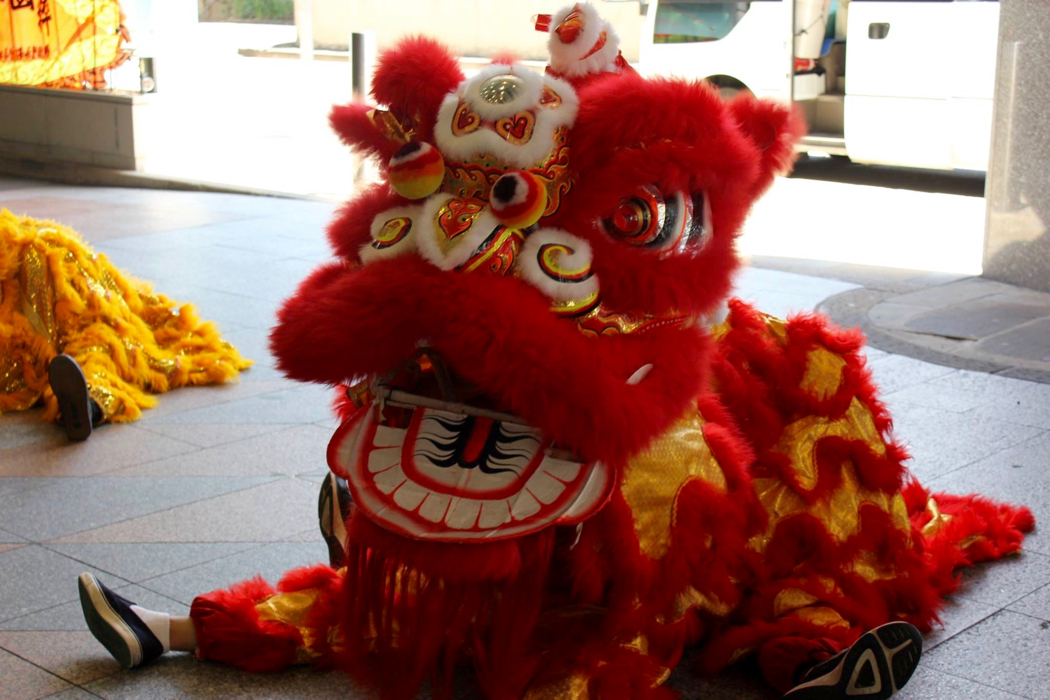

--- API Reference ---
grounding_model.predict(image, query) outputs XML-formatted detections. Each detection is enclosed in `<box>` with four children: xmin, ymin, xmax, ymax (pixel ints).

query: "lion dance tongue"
<box><xmin>185</xmin><ymin>4</ymin><xmax>1033</xmax><ymax>698</ymax></box>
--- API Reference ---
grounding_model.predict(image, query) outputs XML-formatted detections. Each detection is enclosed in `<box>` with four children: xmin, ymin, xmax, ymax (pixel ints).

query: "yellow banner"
<box><xmin>0</xmin><ymin>0</ymin><xmax>129</xmax><ymax>88</ymax></box>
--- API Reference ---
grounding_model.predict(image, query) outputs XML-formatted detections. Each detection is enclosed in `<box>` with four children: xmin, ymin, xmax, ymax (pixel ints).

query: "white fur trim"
<box><xmin>518</xmin><ymin>228</ymin><xmax>599</xmax><ymax>303</ymax></box>
<box><xmin>414</xmin><ymin>196</ymin><xmax>503</xmax><ymax>271</ymax></box>
<box><xmin>547</xmin><ymin>2</ymin><xmax>622</xmax><ymax>77</ymax></box>
<box><xmin>434</xmin><ymin>68</ymin><xmax>578</xmax><ymax>170</ymax></box>
<box><xmin>359</xmin><ymin>204</ymin><xmax>422</xmax><ymax>264</ymax></box>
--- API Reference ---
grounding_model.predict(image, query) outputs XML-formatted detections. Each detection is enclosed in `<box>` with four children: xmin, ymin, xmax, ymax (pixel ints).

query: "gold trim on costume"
<box><xmin>620</xmin><ymin>408</ymin><xmax>727</xmax><ymax>559</ymax></box>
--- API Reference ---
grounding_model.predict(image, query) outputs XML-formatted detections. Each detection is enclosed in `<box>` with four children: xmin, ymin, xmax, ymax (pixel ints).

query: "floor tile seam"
<box><xmin>117</xmin><ymin>541</ymin><xmax>272</xmax><ymax>589</ymax></box>
<box><xmin>0</xmin><ymin>561</ymin><xmax>247</xmax><ymax>630</ymax></box>
<box><xmin>35</xmin><ymin>540</ymin><xmax>259</xmax><ymax>589</ymax></box>
<box><xmin>957</xmin><ymin>406</ymin><xmax>1050</xmax><ymax>432</ymax></box>
<box><xmin>974</xmin><ymin>314</ymin><xmax>1050</xmax><ymax>345</ymax></box>
<box><xmin>131</xmin><ymin>384</ymin><xmax>299</xmax><ymax>422</ymax></box>
<box><xmin>0</xmin><ymin>644</ymin><xmax>76</xmax><ymax>693</ymax></box>
<box><xmin>921</xmin><ymin>666</ymin><xmax>1034</xmax><ymax>699</ymax></box>
<box><xmin>36</xmin><ymin>475</ymin><xmax>286</xmax><ymax>543</ymax></box>
<box><xmin>133</xmin><ymin>421</ymin><xmax>303</xmax><ymax>451</ymax></box>
<box><xmin>920</xmin><ymin>428</ymin><xmax>1050</xmax><ymax>486</ymax></box>
<box><xmin>0</xmin><ymin>479</ymin><xmax>60</xmax><ymax>500</ymax></box>
<box><xmin>1002</xmin><ymin>607</ymin><xmax>1050</xmax><ymax>625</ymax></box>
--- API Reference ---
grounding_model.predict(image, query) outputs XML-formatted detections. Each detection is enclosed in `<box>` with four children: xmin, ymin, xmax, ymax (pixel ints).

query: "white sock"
<box><xmin>130</xmin><ymin>605</ymin><xmax>171</xmax><ymax>653</ymax></box>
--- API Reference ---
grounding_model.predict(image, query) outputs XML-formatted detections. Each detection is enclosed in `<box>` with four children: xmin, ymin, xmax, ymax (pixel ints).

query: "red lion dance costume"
<box><xmin>115</xmin><ymin>5</ymin><xmax>1037</xmax><ymax>698</ymax></box>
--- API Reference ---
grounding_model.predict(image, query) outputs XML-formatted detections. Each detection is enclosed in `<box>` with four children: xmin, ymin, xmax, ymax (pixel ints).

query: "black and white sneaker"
<box><xmin>319</xmin><ymin>472</ymin><xmax>353</xmax><ymax>568</ymax></box>
<box><xmin>78</xmin><ymin>573</ymin><xmax>164</xmax><ymax>669</ymax></box>
<box><xmin>783</xmin><ymin>622</ymin><xmax>923</xmax><ymax>699</ymax></box>
<box><xmin>49</xmin><ymin>354</ymin><xmax>93</xmax><ymax>441</ymax></box>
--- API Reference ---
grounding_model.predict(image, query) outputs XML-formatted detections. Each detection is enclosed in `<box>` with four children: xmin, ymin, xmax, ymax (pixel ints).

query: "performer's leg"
<box><xmin>80</xmin><ymin>566</ymin><xmax>343</xmax><ymax>671</ymax></box>
<box><xmin>48</xmin><ymin>354</ymin><xmax>101</xmax><ymax>441</ymax></box>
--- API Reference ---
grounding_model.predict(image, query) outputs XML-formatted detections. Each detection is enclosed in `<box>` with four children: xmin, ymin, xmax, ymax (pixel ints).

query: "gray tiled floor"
<box><xmin>1</xmin><ymin>181</ymin><xmax>1048</xmax><ymax>698</ymax></box>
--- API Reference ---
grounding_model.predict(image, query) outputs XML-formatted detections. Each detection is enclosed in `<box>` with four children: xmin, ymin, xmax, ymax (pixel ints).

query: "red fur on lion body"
<box><xmin>241</xmin><ymin>25</ymin><xmax>1037</xmax><ymax>699</ymax></box>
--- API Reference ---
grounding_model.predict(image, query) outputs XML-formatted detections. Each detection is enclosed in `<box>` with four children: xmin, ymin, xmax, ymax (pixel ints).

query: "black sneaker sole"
<box><xmin>78</xmin><ymin>573</ymin><xmax>142</xmax><ymax>669</ymax></box>
<box><xmin>319</xmin><ymin>472</ymin><xmax>351</xmax><ymax>568</ymax></box>
<box><xmin>784</xmin><ymin>622</ymin><xmax>923</xmax><ymax>699</ymax></box>
<box><xmin>49</xmin><ymin>355</ymin><xmax>92</xmax><ymax>441</ymax></box>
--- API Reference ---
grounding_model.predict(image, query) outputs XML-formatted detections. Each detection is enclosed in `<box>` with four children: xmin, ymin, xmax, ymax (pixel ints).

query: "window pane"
<box><xmin>654</xmin><ymin>2</ymin><xmax>752</xmax><ymax>44</ymax></box>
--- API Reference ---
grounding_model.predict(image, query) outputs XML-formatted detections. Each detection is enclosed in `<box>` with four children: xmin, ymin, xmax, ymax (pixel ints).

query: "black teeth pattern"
<box><xmin>414</xmin><ymin>415</ymin><xmax>538</xmax><ymax>475</ymax></box>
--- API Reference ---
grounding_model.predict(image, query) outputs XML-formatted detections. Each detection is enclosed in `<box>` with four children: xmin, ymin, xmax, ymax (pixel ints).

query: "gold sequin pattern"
<box><xmin>524</xmin><ymin>672</ymin><xmax>591</xmax><ymax>700</ymax></box>
<box><xmin>620</xmin><ymin>409</ymin><xmax>727</xmax><ymax>559</ymax></box>
<box><xmin>255</xmin><ymin>589</ymin><xmax>324</xmax><ymax>664</ymax></box>
<box><xmin>20</xmin><ymin>246</ymin><xmax>57</xmax><ymax>343</ymax></box>
<box><xmin>800</xmin><ymin>347</ymin><xmax>847</xmax><ymax>400</ymax></box>
<box><xmin>749</xmin><ymin>398</ymin><xmax>910</xmax><ymax>564</ymax></box>
<box><xmin>921</xmin><ymin>497</ymin><xmax>951</xmax><ymax>538</ymax></box>
<box><xmin>772</xmin><ymin>588</ymin><xmax>821</xmax><ymax>618</ymax></box>
<box><xmin>772</xmin><ymin>399</ymin><xmax>886</xmax><ymax>491</ymax></box>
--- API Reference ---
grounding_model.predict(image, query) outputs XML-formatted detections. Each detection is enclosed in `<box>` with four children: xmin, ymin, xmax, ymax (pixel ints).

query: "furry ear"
<box><xmin>727</xmin><ymin>96</ymin><xmax>806</xmax><ymax>196</ymax></box>
<box><xmin>329</xmin><ymin>103</ymin><xmax>402</xmax><ymax>162</ymax></box>
<box><xmin>370</xmin><ymin>35</ymin><xmax>465</xmax><ymax>142</ymax></box>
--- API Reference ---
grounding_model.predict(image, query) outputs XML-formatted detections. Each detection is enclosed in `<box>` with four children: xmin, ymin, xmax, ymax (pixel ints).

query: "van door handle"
<box><xmin>868</xmin><ymin>22</ymin><xmax>890</xmax><ymax>40</ymax></box>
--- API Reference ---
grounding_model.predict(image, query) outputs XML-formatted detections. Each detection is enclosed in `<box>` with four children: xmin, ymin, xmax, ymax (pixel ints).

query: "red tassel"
<box><xmin>534</xmin><ymin>14</ymin><xmax>552</xmax><ymax>32</ymax></box>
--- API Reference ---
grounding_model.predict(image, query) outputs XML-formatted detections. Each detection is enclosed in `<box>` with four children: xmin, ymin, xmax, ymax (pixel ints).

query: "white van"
<box><xmin>636</xmin><ymin>0</ymin><xmax>999</xmax><ymax>171</ymax></box>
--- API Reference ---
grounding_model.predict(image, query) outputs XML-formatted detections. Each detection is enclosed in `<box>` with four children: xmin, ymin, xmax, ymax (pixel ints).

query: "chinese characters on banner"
<box><xmin>1</xmin><ymin>0</ymin><xmax>130</xmax><ymax>88</ymax></box>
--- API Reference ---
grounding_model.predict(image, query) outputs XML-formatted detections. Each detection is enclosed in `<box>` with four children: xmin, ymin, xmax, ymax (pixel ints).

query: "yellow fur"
<box><xmin>0</xmin><ymin>209</ymin><xmax>252</xmax><ymax>422</ymax></box>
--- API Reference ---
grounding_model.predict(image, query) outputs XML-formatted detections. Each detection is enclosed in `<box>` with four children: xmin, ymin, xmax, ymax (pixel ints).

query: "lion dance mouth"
<box><xmin>329</xmin><ymin>354</ymin><xmax>616</xmax><ymax>542</ymax></box>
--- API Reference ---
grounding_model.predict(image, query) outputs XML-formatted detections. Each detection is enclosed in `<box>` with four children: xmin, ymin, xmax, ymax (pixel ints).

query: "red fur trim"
<box><xmin>370</xmin><ymin>36</ymin><xmax>464</xmax><ymax>142</ymax></box>
<box><xmin>190</xmin><ymin>577</ymin><xmax>301</xmax><ymax>673</ymax></box>
<box><xmin>334</xmin><ymin>514</ymin><xmax>552</xmax><ymax>699</ymax></box>
<box><xmin>326</xmin><ymin>182</ymin><xmax>405</xmax><ymax>262</ymax></box>
<box><xmin>920</xmin><ymin>491</ymin><xmax>1035</xmax><ymax>596</ymax></box>
<box><xmin>758</xmin><ymin>635</ymin><xmax>842</xmax><ymax>694</ymax></box>
<box><xmin>270</xmin><ymin>255</ymin><xmax>708</xmax><ymax>465</ymax></box>
<box><xmin>329</xmin><ymin>102</ymin><xmax>402</xmax><ymax>162</ymax></box>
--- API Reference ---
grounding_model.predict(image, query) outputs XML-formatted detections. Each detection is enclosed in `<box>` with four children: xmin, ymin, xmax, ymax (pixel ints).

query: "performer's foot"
<box><xmin>319</xmin><ymin>472</ymin><xmax>353</xmax><ymax>568</ymax></box>
<box><xmin>49</xmin><ymin>354</ymin><xmax>97</xmax><ymax>441</ymax></box>
<box><xmin>78</xmin><ymin>573</ymin><xmax>167</xmax><ymax>669</ymax></box>
<box><xmin>783</xmin><ymin>622</ymin><xmax>923</xmax><ymax>699</ymax></box>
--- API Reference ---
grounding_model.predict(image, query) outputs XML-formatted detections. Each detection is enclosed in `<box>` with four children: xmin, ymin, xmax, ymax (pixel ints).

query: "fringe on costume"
<box><xmin>0</xmin><ymin>209</ymin><xmax>251</xmax><ymax>422</ymax></box>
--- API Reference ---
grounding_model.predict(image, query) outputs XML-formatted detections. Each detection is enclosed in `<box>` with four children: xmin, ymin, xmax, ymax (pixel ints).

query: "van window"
<box><xmin>654</xmin><ymin>1</ymin><xmax>753</xmax><ymax>43</ymax></box>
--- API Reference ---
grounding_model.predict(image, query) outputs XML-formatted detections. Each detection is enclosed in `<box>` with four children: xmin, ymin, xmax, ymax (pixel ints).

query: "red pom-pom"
<box><xmin>490</xmin><ymin>171</ymin><xmax>547</xmax><ymax>229</ymax></box>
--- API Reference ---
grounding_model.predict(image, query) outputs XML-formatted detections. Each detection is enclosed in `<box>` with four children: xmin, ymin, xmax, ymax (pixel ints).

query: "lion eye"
<box><xmin>600</xmin><ymin>186</ymin><xmax>711</xmax><ymax>255</ymax></box>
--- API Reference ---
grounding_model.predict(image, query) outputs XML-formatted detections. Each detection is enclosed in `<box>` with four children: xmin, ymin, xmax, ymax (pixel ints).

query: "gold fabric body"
<box><xmin>0</xmin><ymin>209</ymin><xmax>251</xmax><ymax>423</ymax></box>
<box><xmin>620</xmin><ymin>408</ymin><xmax>727</xmax><ymax>559</ymax></box>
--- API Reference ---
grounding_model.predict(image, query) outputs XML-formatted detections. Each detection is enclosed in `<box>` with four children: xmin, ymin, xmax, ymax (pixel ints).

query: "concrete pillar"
<box><xmin>295</xmin><ymin>0</ymin><xmax>314</xmax><ymax>60</ymax></box>
<box><xmin>983</xmin><ymin>0</ymin><xmax>1050</xmax><ymax>292</ymax></box>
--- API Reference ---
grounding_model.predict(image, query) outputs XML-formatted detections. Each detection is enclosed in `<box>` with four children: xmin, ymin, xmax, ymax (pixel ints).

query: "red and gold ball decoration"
<box><xmin>388</xmin><ymin>141</ymin><xmax>445</xmax><ymax>200</ymax></box>
<box><xmin>489</xmin><ymin>170</ymin><xmax>548</xmax><ymax>229</ymax></box>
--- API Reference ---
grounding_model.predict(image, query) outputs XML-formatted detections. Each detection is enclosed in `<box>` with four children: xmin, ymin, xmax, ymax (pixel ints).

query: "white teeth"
<box><xmin>542</xmin><ymin>458</ymin><xmax>581</xmax><ymax>482</ymax></box>
<box><xmin>373</xmin><ymin>426</ymin><xmax>404</xmax><ymax>448</ymax></box>
<box><xmin>479</xmin><ymin>500</ymin><xmax>512</xmax><ymax>528</ymax></box>
<box><xmin>393</xmin><ymin>480</ymin><xmax>429</xmax><ymax>510</ymax></box>
<box><xmin>626</xmin><ymin>364</ymin><xmax>653</xmax><ymax>386</ymax></box>
<box><xmin>445</xmin><ymin>498</ymin><xmax>482</xmax><ymax>530</ymax></box>
<box><xmin>418</xmin><ymin>492</ymin><xmax>452</xmax><ymax>523</ymax></box>
<box><xmin>525</xmin><ymin>469</ymin><xmax>568</xmax><ymax>504</ymax></box>
<box><xmin>368</xmin><ymin>447</ymin><xmax>400</xmax><ymax>473</ymax></box>
<box><xmin>510</xmin><ymin>491</ymin><xmax>542</xmax><ymax>518</ymax></box>
<box><xmin>373</xmin><ymin>464</ymin><xmax>407</xmax><ymax>494</ymax></box>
